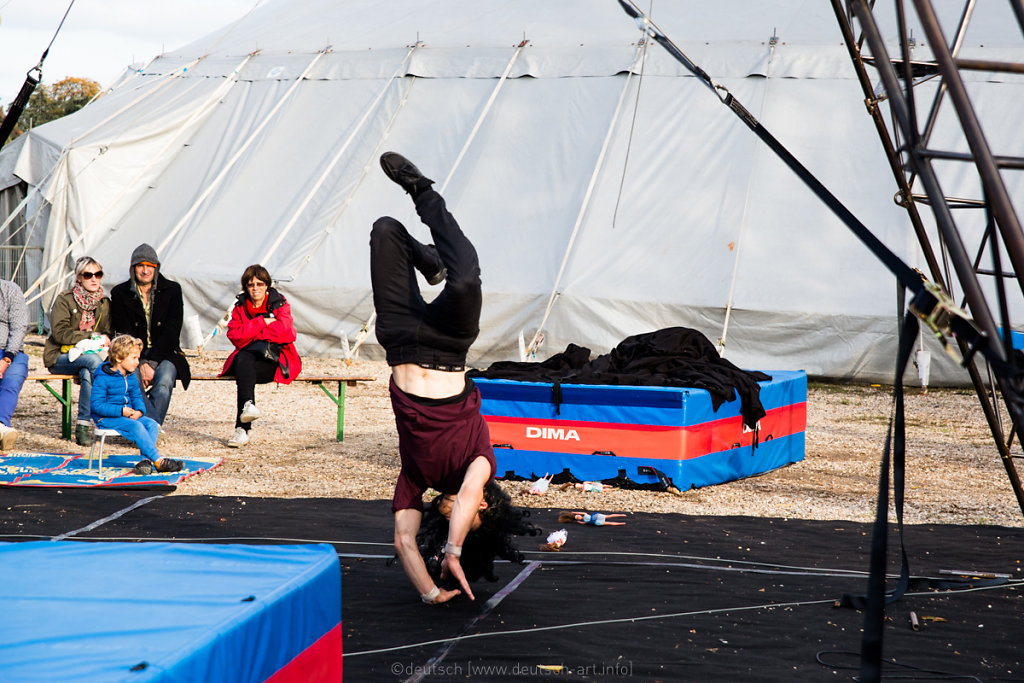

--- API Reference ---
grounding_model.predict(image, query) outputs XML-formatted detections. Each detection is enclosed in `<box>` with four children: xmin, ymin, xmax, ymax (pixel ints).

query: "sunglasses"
<box><xmin>81</xmin><ymin>271</ymin><xmax>104</xmax><ymax>280</ymax></box>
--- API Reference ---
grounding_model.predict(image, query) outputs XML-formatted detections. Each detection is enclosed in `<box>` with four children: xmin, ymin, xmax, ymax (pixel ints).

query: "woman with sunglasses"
<box><xmin>44</xmin><ymin>256</ymin><xmax>112</xmax><ymax>446</ymax></box>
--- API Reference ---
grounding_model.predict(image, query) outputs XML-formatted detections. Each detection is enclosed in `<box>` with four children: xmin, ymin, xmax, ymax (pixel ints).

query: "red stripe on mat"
<box><xmin>265</xmin><ymin>623</ymin><xmax>342</xmax><ymax>683</ymax></box>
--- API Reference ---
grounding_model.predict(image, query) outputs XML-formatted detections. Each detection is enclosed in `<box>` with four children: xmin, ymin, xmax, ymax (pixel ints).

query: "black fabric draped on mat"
<box><xmin>469</xmin><ymin>327</ymin><xmax>771</xmax><ymax>428</ymax></box>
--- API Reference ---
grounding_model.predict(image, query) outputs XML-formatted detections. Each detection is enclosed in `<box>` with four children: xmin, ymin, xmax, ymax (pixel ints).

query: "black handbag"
<box><xmin>243</xmin><ymin>340</ymin><xmax>282</xmax><ymax>364</ymax></box>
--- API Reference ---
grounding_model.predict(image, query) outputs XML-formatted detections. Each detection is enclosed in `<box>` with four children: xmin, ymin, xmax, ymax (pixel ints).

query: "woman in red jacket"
<box><xmin>220</xmin><ymin>264</ymin><xmax>302</xmax><ymax>447</ymax></box>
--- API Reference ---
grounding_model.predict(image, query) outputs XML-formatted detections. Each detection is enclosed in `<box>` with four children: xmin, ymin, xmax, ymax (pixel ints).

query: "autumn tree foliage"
<box><xmin>2</xmin><ymin>76</ymin><xmax>101</xmax><ymax>140</ymax></box>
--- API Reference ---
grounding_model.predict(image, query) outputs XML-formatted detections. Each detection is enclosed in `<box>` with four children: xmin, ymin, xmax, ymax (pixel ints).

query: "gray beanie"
<box><xmin>130</xmin><ymin>243</ymin><xmax>160</xmax><ymax>268</ymax></box>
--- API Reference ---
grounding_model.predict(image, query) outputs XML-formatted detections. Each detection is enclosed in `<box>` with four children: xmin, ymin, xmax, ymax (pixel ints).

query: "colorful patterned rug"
<box><xmin>0</xmin><ymin>452</ymin><xmax>222</xmax><ymax>488</ymax></box>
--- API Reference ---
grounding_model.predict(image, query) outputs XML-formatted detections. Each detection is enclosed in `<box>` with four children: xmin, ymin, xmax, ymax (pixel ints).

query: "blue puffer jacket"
<box><xmin>91</xmin><ymin>361</ymin><xmax>147</xmax><ymax>420</ymax></box>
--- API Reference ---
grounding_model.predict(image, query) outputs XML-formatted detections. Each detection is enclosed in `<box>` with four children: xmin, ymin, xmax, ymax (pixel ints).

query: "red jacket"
<box><xmin>219</xmin><ymin>288</ymin><xmax>302</xmax><ymax>384</ymax></box>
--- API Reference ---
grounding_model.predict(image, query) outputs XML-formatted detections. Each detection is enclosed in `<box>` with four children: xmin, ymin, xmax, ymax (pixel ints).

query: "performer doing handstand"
<box><xmin>373</xmin><ymin>153</ymin><xmax>537</xmax><ymax>606</ymax></box>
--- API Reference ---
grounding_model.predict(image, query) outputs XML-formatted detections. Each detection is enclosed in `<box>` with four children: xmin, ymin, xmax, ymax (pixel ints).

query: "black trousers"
<box><xmin>369</xmin><ymin>188</ymin><xmax>481</xmax><ymax>366</ymax></box>
<box><xmin>229</xmin><ymin>350</ymin><xmax>277</xmax><ymax>430</ymax></box>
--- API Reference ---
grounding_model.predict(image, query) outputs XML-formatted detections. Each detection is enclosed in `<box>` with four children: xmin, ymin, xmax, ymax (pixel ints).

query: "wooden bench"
<box><xmin>191</xmin><ymin>374</ymin><xmax>376</xmax><ymax>441</ymax></box>
<box><xmin>27</xmin><ymin>373</ymin><xmax>78</xmax><ymax>441</ymax></box>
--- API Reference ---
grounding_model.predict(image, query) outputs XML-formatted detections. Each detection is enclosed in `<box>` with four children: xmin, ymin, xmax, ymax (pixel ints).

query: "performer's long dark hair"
<box><xmin>418</xmin><ymin>480</ymin><xmax>541</xmax><ymax>585</ymax></box>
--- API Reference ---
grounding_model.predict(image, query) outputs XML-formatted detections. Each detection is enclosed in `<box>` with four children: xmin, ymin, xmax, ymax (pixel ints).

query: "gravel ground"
<box><xmin>12</xmin><ymin>335</ymin><xmax>1024</xmax><ymax>528</ymax></box>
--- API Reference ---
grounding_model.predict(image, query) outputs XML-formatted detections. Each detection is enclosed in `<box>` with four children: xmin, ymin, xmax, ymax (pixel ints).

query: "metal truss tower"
<box><xmin>832</xmin><ymin>0</ymin><xmax>1024</xmax><ymax>515</ymax></box>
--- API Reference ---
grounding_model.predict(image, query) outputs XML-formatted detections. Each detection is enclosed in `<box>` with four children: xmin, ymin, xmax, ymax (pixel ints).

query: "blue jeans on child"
<box><xmin>0</xmin><ymin>352</ymin><xmax>29</xmax><ymax>427</ymax></box>
<box><xmin>47</xmin><ymin>352</ymin><xmax>104</xmax><ymax>423</ymax></box>
<box><xmin>95</xmin><ymin>415</ymin><xmax>160</xmax><ymax>460</ymax></box>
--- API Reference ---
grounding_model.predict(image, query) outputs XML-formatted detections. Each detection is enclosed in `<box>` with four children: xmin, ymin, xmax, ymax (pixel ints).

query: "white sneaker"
<box><xmin>0</xmin><ymin>423</ymin><xmax>16</xmax><ymax>451</ymax></box>
<box><xmin>227</xmin><ymin>427</ymin><xmax>250</xmax><ymax>448</ymax></box>
<box><xmin>240</xmin><ymin>401</ymin><xmax>261</xmax><ymax>424</ymax></box>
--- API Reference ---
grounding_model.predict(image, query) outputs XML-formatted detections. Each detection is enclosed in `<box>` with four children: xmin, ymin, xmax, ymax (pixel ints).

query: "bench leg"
<box><xmin>37</xmin><ymin>379</ymin><xmax>74</xmax><ymax>441</ymax></box>
<box><xmin>315</xmin><ymin>381</ymin><xmax>348</xmax><ymax>442</ymax></box>
<box><xmin>61</xmin><ymin>379</ymin><xmax>73</xmax><ymax>441</ymax></box>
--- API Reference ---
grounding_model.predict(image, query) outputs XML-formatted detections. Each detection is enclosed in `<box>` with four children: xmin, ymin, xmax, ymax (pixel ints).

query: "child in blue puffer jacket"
<box><xmin>91</xmin><ymin>335</ymin><xmax>182</xmax><ymax>475</ymax></box>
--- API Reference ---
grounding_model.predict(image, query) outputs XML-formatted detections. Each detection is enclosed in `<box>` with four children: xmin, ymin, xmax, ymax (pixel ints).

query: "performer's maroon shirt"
<box><xmin>390</xmin><ymin>377</ymin><xmax>497</xmax><ymax>512</ymax></box>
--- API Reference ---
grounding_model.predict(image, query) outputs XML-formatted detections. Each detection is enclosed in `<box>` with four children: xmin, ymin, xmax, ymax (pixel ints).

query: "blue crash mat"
<box><xmin>0</xmin><ymin>541</ymin><xmax>342</xmax><ymax>682</ymax></box>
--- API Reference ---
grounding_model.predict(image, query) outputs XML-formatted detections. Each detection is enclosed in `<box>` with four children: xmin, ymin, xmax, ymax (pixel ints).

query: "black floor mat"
<box><xmin>2</xmin><ymin>490</ymin><xmax>1021</xmax><ymax>682</ymax></box>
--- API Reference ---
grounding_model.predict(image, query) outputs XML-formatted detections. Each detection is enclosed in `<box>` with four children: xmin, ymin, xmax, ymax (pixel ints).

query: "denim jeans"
<box><xmin>0</xmin><ymin>352</ymin><xmax>28</xmax><ymax>427</ymax></box>
<box><xmin>94</xmin><ymin>414</ymin><xmax>160</xmax><ymax>460</ymax></box>
<box><xmin>48</xmin><ymin>352</ymin><xmax>104</xmax><ymax>423</ymax></box>
<box><xmin>132</xmin><ymin>360</ymin><xmax>177</xmax><ymax>425</ymax></box>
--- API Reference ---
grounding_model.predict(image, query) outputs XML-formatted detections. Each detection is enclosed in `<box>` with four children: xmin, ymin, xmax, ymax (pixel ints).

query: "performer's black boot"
<box><xmin>380</xmin><ymin>152</ymin><xmax>434</xmax><ymax>197</ymax></box>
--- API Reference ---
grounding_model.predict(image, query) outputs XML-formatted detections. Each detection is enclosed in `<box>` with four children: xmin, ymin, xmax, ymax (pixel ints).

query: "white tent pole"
<box><xmin>32</xmin><ymin>279</ymin><xmax>63</xmax><ymax>307</ymax></box>
<box><xmin>611</xmin><ymin>34</ymin><xmax>651</xmax><ymax>229</ymax></box>
<box><xmin>10</xmin><ymin>187</ymin><xmax>46</xmax><ymax>281</ymax></box>
<box><xmin>526</xmin><ymin>43</ymin><xmax>645</xmax><ymax>356</ymax></box>
<box><xmin>64</xmin><ymin>56</ymin><xmax>256</xmax><ymax>244</ymax></box>
<box><xmin>88</xmin><ymin>54</ymin><xmax>160</xmax><ymax>107</ymax></box>
<box><xmin>18</xmin><ymin>154</ymin><xmax>86</xmax><ymax>298</ymax></box>
<box><xmin>346</xmin><ymin>41</ymin><xmax>527</xmax><ymax>362</ymax></box>
<box><xmin>23</xmin><ymin>170</ymin><xmax>83</xmax><ymax>301</ymax></box>
<box><xmin>156</xmin><ymin>49</ymin><xmax>330</xmax><ymax>256</ymax></box>
<box><xmin>345</xmin><ymin>311</ymin><xmax>376</xmax><ymax>364</ymax></box>
<box><xmin>0</xmin><ymin>184</ymin><xmax>46</xmax><ymax>292</ymax></box>
<box><xmin>259</xmin><ymin>45</ymin><xmax>420</xmax><ymax>268</ymax></box>
<box><xmin>716</xmin><ymin>210</ymin><xmax>749</xmax><ymax>354</ymax></box>
<box><xmin>10</xmin><ymin>54</ymin><xmax>174</xmax><ymax>296</ymax></box>
<box><xmin>716</xmin><ymin>209</ymin><xmax>750</xmax><ymax>354</ymax></box>
<box><xmin>716</xmin><ymin>82</ymin><xmax>770</xmax><ymax>354</ymax></box>
<box><xmin>25</xmin><ymin>223</ymin><xmax>100</xmax><ymax>305</ymax></box>
<box><xmin>22</xmin><ymin>55</ymin><xmax>217</xmax><ymax>299</ymax></box>
<box><xmin>0</xmin><ymin>186</ymin><xmax>35</xmax><ymax>241</ymax></box>
<box><xmin>24</xmin><ymin>58</ymin><xmax>252</xmax><ymax>305</ymax></box>
<box><xmin>290</xmin><ymin>75</ymin><xmax>421</xmax><ymax>364</ymax></box>
<box><xmin>67</xmin><ymin>56</ymin><xmax>210</xmax><ymax>149</ymax></box>
<box><xmin>21</xmin><ymin>1</ymin><xmax>267</xmax><ymax>304</ymax></box>
<box><xmin>198</xmin><ymin>47</ymin><xmax>422</xmax><ymax>352</ymax></box>
<box><xmin>286</xmin><ymin>52</ymin><xmax>423</xmax><ymax>280</ymax></box>
<box><xmin>438</xmin><ymin>39</ymin><xmax>528</xmax><ymax>194</ymax></box>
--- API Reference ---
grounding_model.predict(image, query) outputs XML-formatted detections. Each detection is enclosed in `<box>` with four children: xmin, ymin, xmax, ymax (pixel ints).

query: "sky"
<box><xmin>0</xmin><ymin>0</ymin><xmax>260</xmax><ymax>107</ymax></box>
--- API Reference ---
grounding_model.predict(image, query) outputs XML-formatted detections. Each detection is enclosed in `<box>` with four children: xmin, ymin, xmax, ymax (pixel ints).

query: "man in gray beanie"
<box><xmin>110</xmin><ymin>244</ymin><xmax>191</xmax><ymax>424</ymax></box>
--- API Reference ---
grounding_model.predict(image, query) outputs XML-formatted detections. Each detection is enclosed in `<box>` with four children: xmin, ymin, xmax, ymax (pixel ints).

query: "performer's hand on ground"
<box><xmin>431</xmin><ymin>588</ymin><xmax>462</xmax><ymax>605</ymax></box>
<box><xmin>441</xmin><ymin>555</ymin><xmax>474</xmax><ymax>600</ymax></box>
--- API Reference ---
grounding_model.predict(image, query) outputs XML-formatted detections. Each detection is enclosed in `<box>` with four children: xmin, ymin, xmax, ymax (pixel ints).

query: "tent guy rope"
<box><xmin>525</xmin><ymin>39</ymin><xmax>649</xmax><ymax>358</ymax></box>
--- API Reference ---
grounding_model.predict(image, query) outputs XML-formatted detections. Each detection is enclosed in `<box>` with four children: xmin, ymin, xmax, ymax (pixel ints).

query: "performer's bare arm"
<box><xmin>441</xmin><ymin>455</ymin><xmax>492</xmax><ymax>600</ymax></box>
<box><xmin>394</xmin><ymin>508</ymin><xmax>462</xmax><ymax>605</ymax></box>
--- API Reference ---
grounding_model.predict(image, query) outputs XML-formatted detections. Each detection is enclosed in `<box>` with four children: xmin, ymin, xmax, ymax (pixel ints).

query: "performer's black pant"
<box><xmin>229</xmin><ymin>350</ymin><xmax>277</xmax><ymax>431</ymax></box>
<box><xmin>370</xmin><ymin>188</ymin><xmax>481</xmax><ymax>366</ymax></box>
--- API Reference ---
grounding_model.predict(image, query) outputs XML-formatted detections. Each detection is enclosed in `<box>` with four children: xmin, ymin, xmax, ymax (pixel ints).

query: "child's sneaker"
<box><xmin>155</xmin><ymin>458</ymin><xmax>183</xmax><ymax>473</ymax></box>
<box><xmin>133</xmin><ymin>459</ymin><xmax>154</xmax><ymax>475</ymax></box>
<box><xmin>227</xmin><ymin>427</ymin><xmax>250</xmax><ymax>448</ymax></box>
<box><xmin>240</xmin><ymin>401</ymin><xmax>261</xmax><ymax>423</ymax></box>
<box><xmin>0</xmin><ymin>423</ymin><xmax>18</xmax><ymax>451</ymax></box>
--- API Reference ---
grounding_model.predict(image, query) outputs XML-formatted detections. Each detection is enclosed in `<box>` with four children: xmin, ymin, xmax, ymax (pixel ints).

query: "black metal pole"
<box><xmin>834</xmin><ymin>0</ymin><xmax>1024</xmax><ymax>517</ymax></box>
<box><xmin>829</xmin><ymin>0</ymin><xmax>945</xmax><ymax>287</ymax></box>
<box><xmin>850</xmin><ymin>1</ymin><xmax>1004</xmax><ymax>351</ymax></box>
<box><xmin>0</xmin><ymin>70</ymin><xmax>41</xmax><ymax>151</ymax></box>
<box><xmin>913</xmin><ymin>0</ymin><xmax>1024</xmax><ymax>302</ymax></box>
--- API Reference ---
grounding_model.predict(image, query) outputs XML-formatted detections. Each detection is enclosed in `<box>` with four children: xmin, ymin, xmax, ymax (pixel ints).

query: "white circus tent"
<box><xmin>1</xmin><ymin>0</ymin><xmax>1023</xmax><ymax>383</ymax></box>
